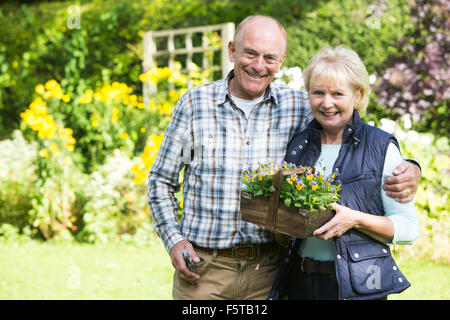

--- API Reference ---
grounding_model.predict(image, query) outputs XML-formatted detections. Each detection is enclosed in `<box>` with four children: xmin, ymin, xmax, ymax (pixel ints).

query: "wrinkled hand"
<box><xmin>383</xmin><ymin>161</ymin><xmax>421</xmax><ymax>203</ymax></box>
<box><xmin>313</xmin><ymin>203</ymin><xmax>358</xmax><ymax>240</ymax></box>
<box><xmin>170</xmin><ymin>240</ymin><xmax>201</xmax><ymax>284</ymax></box>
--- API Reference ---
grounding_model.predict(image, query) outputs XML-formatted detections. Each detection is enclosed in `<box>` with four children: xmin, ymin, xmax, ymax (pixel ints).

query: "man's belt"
<box><xmin>193</xmin><ymin>242</ymin><xmax>276</xmax><ymax>261</ymax></box>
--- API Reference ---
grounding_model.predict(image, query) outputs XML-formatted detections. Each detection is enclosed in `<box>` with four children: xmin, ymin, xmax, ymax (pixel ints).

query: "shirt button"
<box><xmin>398</xmin><ymin>277</ymin><xmax>403</xmax><ymax>283</ymax></box>
<box><xmin>393</xmin><ymin>266</ymin><xmax>397</xmax><ymax>271</ymax></box>
<box><xmin>298</xmin><ymin>145</ymin><xmax>303</xmax><ymax>149</ymax></box>
<box><xmin>336</xmin><ymin>254</ymin><xmax>342</xmax><ymax>259</ymax></box>
<box><xmin>304</xmin><ymin>139</ymin><xmax>308</xmax><ymax>144</ymax></box>
<box><xmin>348</xmin><ymin>128</ymin><xmax>353</xmax><ymax>133</ymax></box>
<box><xmin>382</xmin><ymin>248</ymin><xmax>388</xmax><ymax>253</ymax></box>
<box><xmin>354</xmin><ymin>253</ymin><xmax>360</xmax><ymax>258</ymax></box>
<box><xmin>292</xmin><ymin>151</ymin><xmax>297</xmax><ymax>155</ymax></box>
<box><xmin>246</xmin><ymin>140</ymin><xmax>250</xmax><ymax>145</ymax></box>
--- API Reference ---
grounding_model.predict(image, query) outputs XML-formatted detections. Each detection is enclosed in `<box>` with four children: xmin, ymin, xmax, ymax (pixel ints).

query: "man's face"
<box><xmin>228</xmin><ymin>20</ymin><xmax>286</xmax><ymax>100</ymax></box>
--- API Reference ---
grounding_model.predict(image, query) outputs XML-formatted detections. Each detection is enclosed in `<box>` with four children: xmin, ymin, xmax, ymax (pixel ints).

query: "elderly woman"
<box><xmin>269</xmin><ymin>46</ymin><xmax>420</xmax><ymax>300</ymax></box>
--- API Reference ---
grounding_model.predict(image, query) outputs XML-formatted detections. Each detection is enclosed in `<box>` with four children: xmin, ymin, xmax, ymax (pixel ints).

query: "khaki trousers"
<box><xmin>172</xmin><ymin>243</ymin><xmax>283</xmax><ymax>300</ymax></box>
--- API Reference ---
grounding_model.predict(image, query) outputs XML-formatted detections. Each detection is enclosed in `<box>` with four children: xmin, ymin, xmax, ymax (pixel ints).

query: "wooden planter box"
<box><xmin>240</xmin><ymin>168</ymin><xmax>335</xmax><ymax>238</ymax></box>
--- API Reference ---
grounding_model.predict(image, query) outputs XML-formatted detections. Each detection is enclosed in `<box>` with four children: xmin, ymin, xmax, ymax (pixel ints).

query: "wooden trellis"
<box><xmin>142</xmin><ymin>23</ymin><xmax>235</xmax><ymax>105</ymax></box>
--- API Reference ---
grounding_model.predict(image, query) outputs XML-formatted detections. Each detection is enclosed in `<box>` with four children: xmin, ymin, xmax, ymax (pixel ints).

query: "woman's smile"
<box><xmin>309</xmin><ymin>77</ymin><xmax>362</xmax><ymax>144</ymax></box>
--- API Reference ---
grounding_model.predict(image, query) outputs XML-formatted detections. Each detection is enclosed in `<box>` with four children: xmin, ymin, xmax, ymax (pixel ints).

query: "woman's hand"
<box><xmin>313</xmin><ymin>203</ymin><xmax>394</xmax><ymax>243</ymax></box>
<box><xmin>313</xmin><ymin>203</ymin><xmax>358</xmax><ymax>240</ymax></box>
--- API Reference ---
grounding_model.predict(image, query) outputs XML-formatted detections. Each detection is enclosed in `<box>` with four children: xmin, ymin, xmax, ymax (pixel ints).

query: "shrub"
<box><xmin>0</xmin><ymin>130</ymin><xmax>37</xmax><ymax>231</ymax></box>
<box><xmin>376</xmin><ymin>118</ymin><xmax>449</xmax><ymax>264</ymax></box>
<box><xmin>374</xmin><ymin>0</ymin><xmax>449</xmax><ymax>136</ymax></box>
<box><xmin>76</xmin><ymin>149</ymin><xmax>150</xmax><ymax>244</ymax></box>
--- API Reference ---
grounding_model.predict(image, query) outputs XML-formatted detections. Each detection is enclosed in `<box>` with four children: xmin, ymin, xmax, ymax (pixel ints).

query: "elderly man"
<box><xmin>147</xmin><ymin>15</ymin><xmax>421</xmax><ymax>300</ymax></box>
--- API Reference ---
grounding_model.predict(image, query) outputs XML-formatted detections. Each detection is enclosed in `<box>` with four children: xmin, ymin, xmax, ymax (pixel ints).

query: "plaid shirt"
<box><xmin>148</xmin><ymin>71</ymin><xmax>312</xmax><ymax>253</ymax></box>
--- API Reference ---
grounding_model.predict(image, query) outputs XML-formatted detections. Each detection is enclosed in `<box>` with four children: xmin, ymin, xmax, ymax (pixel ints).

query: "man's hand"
<box><xmin>170</xmin><ymin>240</ymin><xmax>201</xmax><ymax>284</ymax></box>
<box><xmin>383</xmin><ymin>161</ymin><xmax>421</xmax><ymax>203</ymax></box>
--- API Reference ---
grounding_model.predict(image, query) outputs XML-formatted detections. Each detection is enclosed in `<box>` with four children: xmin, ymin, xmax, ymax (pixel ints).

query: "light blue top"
<box><xmin>298</xmin><ymin>143</ymin><xmax>420</xmax><ymax>261</ymax></box>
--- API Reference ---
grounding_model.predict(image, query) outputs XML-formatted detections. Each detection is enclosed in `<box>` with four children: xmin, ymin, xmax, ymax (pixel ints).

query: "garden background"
<box><xmin>0</xmin><ymin>0</ymin><xmax>448</xmax><ymax>300</ymax></box>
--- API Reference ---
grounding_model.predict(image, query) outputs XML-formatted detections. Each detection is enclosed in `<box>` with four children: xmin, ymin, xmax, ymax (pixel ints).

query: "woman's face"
<box><xmin>309</xmin><ymin>76</ymin><xmax>361</xmax><ymax>137</ymax></box>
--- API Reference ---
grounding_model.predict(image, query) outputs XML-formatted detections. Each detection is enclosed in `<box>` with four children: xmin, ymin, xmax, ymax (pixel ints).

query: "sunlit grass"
<box><xmin>0</xmin><ymin>240</ymin><xmax>448</xmax><ymax>300</ymax></box>
<box><xmin>0</xmin><ymin>240</ymin><xmax>173</xmax><ymax>299</ymax></box>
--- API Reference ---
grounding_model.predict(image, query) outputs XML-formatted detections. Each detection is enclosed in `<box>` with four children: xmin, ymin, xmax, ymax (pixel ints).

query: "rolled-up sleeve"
<box><xmin>382</xmin><ymin>143</ymin><xmax>420</xmax><ymax>244</ymax></box>
<box><xmin>147</xmin><ymin>94</ymin><xmax>190</xmax><ymax>253</ymax></box>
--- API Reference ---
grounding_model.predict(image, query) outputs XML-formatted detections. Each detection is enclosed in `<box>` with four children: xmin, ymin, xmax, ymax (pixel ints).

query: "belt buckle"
<box><xmin>232</xmin><ymin>244</ymin><xmax>257</xmax><ymax>261</ymax></box>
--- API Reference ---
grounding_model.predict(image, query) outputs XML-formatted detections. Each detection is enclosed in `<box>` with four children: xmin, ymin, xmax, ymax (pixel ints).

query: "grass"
<box><xmin>0</xmin><ymin>240</ymin><xmax>173</xmax><ymax>299</ymax></box>
<box><xmin>388</xmin><ymin>258</ymin><xmax>450</xmax><ymax>300</ymax></box>
<box><xmin>0</xmin><ymin>240</ymin><xmax>448</xmax><ymax>300</ymax></box>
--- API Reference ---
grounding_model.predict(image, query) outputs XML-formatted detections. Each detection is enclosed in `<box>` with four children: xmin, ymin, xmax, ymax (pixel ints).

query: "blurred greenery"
<box><xmin>0</xmin><ymin>0</ymin><xmax>416</xmax><ymax>139</ymax></box>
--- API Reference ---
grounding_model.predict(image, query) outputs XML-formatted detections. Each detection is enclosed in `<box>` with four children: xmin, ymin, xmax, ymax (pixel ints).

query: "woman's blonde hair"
<box><xmin>303</xmin><ymin>46</ymin><xmax>370</xmax><ymax>115</ymax></box>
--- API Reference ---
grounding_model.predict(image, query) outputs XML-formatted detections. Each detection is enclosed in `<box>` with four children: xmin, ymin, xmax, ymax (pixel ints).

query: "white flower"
<box><xmin>396</xmin><ymin>129</ymin><xmax>406</xmax><ymax>141</ymax></box>
<box><xmin>274</xmin><ymin>66</ymin><xmax>305</xmax><ymax>90</ymax></box>
<box><xmin>402</xmin><ymin>115</ymin><xmax>412</xmax><ymax>129</ymax></box>
<box><xmin>379</xmin><ymin>118</ymin><xmax>396</xmax><ymax>134</ymax></box>
<box><xmin>406</xmin><ymin>130</ymin><xmax>420</xmax><ymax>142</ymax></box>
<box><xmin>423</xmin><ymin>89</ymin><xmax>433</xmax><ymax>96</ymax></box>
<box><xmin>420</xmin><ymin>135</ymin><xmax>432</xmax><ymax>145</ymax></box>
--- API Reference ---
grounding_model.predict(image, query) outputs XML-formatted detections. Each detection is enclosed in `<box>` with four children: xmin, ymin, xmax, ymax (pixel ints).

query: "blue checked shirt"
<box><xmin>147</xmin><ymin>71</ymin><xmax>312</xmax><ymax>253</ymax></box>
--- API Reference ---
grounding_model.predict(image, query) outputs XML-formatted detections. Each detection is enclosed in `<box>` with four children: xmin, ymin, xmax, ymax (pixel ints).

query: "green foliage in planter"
<box><xmin>241</xmin><ymin>161</ymin><xmax>341</xmax><ymax>211</ymax></box>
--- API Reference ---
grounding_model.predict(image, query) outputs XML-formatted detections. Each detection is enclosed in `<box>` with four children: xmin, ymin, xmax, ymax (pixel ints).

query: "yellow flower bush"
<box><xmin>132</xmin><ymin>61</ymin><xmax>213</xmax><ymax>185</ymax></box>
<box><xmin>131</xmin><ymin>134</ymin><xmax>164</xmax><ymax>185</ymax></box>
<box><xmin>16</xmin><ymin>59</ymin><xmax>214</xmax><ymax>242</ymax></box>
<box><xmin>20</xmin><ymin>82</ymin><xmax>76</xmax><ymax>163</ymax></box>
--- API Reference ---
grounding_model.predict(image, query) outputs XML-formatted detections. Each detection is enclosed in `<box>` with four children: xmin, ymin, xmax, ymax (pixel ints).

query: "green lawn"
<box><xmin>0</xmin><ymin>241</ymin><xmax>173</xmax><ymax>299</ymax></box>
<box><xmin>0</xmin><ymin>241</ymin><xmax>448</xmax><ymax>300</ymax></box>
